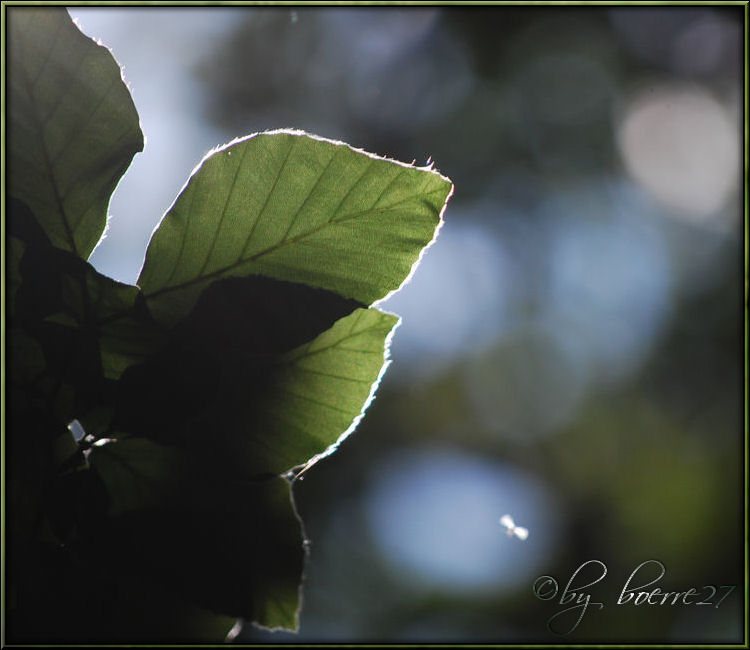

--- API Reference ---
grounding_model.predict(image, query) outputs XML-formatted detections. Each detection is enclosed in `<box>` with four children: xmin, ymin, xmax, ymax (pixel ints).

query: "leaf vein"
<box><xmin>49</xmin><ymin>71</ymin><xmax>121</xmax><ymax>167</ymax></box>
<box><xmin>196</xmin><ymin>142</ymin><xmax>250</xmax><ymax>277</ymax></box>
<box><xmin>163</xmin><ymin>186</ymin><xmax>200</xmax><ymax>287</ymax></box>
<box><xmin>144</xmin><ymin>179</ymin><xmax>445</xmax><ymax>300</ymax></box>
<box><xmin>372</xmin><ymin>166</ymin><xmax>407</xmax><ymax>207</ymax></box>
<box><xmin>29</xmin><ymin>14</ymin><xmax>65</xmax><ymax>89</ymax></box>
<box><xmin>17</xmin><ymin>49</ymin><xmax>78</xmax><ymax>254</ymax></box>
<box><xmin>277</xmin><ymin>148</ymin><xmax>339</xmax><ymax>245</ymax></box>
<box><xmin>285</xmin><ymin>324</ymin><xmax>387</xmax><ymax>361</ymax></box>
<box><xmin>39</xmin><ymin>44</ymin><xmax>90</xmax><ymax>128</ymax></box>
<box><xmin>274</xmin><ymin>386</ymin><xmax>355</xmax><ymax>416</ymax></box>
<box><xmin>240</xmin><ymin>136</ymin><xmax>297</xmax><ymax>258</ymax></box>
<box><xmin>285</xmin><ymin>367</ymin><xmax>373</xmax><ymax>383</ymax></box>
<box><xmin>328</xmin><ymin>158</ymin><xmax>377</xmax><ymax>224</ymax></box>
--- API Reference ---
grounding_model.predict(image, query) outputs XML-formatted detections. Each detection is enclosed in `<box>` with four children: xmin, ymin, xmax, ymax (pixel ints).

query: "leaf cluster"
<box><xmin>6</xmin><ymin>8</ymin><xmax>451</xmax><ymax>641</ymax></box>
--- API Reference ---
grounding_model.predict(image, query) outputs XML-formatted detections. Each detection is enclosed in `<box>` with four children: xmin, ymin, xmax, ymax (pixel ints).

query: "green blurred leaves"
<box><xmin>6</xmin><ymin>6</ymin><xmax>451</xmax><ymax>642</ymax></box>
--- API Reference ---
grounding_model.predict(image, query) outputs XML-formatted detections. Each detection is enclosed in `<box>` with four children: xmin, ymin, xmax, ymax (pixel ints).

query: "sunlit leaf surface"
<box><xmin>139</xmin><ymin>130</ymin><xmax>451</xmax><ymax>327</ymax></box>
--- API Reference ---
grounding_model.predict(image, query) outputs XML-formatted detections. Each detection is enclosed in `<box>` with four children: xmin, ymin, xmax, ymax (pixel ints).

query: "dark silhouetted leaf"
<box><xmin>7</xmin><ymin>539</ymin><xmax>237</xmax><ymax>642</ymax></box>
<box><xmin>9</xmin><ymin>191</ymin><xmax>162</xmax><ymax>423</ymax></box>
<box><xmin>90</xmin><ymin>438</ymin><xmax>304</xmax><ymax>630</ymax></box>
<box><xmin>112</xmin><ymin>274</ymin><xmax>362</xmax><ymax>445</ymax></box>
<box><xmin>88</xmin><ymin>437</ymin><xmax>188</xmax><ymax>517</ymax></box>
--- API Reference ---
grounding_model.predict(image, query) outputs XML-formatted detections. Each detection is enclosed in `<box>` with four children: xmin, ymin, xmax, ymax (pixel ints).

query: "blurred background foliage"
<box><xmin>69</xmin><ymin>6</ymin><xmax>743</xmax><ymax>643</ymax></box>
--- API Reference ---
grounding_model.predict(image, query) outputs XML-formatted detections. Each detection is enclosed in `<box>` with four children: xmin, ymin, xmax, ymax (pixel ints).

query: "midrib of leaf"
<box><xmin>143</xmin><ymin>184</ymin><xmax>445</xmax><ymax>302</ymax></box>
<box><xmin>171</xmin><ymin>136</ymin><xmax>296</xmax><ymax>283</ymax></box>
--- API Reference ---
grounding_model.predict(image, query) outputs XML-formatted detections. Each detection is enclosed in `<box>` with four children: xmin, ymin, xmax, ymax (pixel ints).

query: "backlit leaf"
<box><xmin>138</xmin><ymin>130</ymin><xmax>451</xmax><ymax>327</ymax></box>
<box><xmin>221</xmin><ymin>307</ymin><xmax>400</xmax><ymax>475</ymax></box>
<box><xmin>7</xmin><ymin>7</ymin><xmax>143</xmax><ymax>259</ymax></box>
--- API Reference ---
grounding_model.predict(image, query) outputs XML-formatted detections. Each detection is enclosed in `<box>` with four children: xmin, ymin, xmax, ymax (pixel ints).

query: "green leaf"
<box><xmin>88</xmin><ymin>438</ymin><xmax>187</xmax><ymax>517</ymax></box>
<box><xmin>202</xmin><ymin>307</ymin><xmax>399</xmax><ymax>475</ymax></box>
<box><xmin>83</xmin><ymin>269</ymin><xmax>163</xmax><ymax>381</ymax></box>
<box><xmin>98</xmin><ymin>313</ymin><xmax>164</xmax><ymax>380</ymax></box>
<box><xmin>12</xmin><ymin>196</ymin><xmax>161</xmax><ymax>374</ymax></box>
<box><xmin>90</xmin><ymin>439</ymin><xmax>304</xmax><ymax>630</ymax></box>
<box><xmin>263</xmin><ymin>307</ymin><xmax>399</xmax><ymax>473</ymax></box>
<box><xmin>7</xmin><ymin>7</ymin><xmax>143</xmax><ymax>260</ymax></box>
<box><xmin>13</xmin><ymin>239</ymin><xmax>162</xmax><ymax>426</ymax></box>
<box><xmin>112</xmin><ymin>274</ymin><xmax>362</xmax><ymax>445</ymax></box>
<box><xmin>138</xmin><ymin>130</ymin><xmax>452</xmax><ymax>327</ymax></box>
